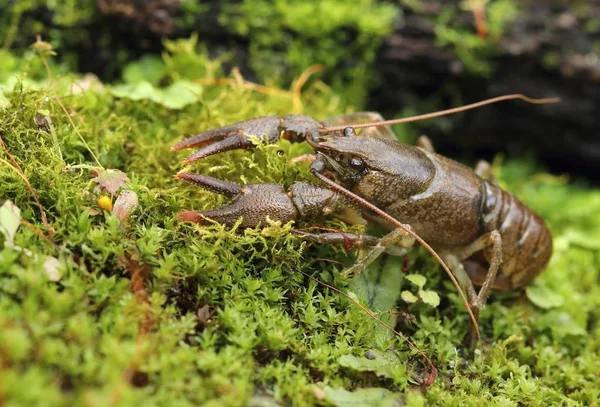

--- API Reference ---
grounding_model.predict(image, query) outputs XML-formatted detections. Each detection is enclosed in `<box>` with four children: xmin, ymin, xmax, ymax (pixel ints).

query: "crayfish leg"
<box><xmin>294</xmin><ymin>230</ymin><xmax>379</xmax><ymax>250</ymax></box>
<box><xmin>339</xmin><ymin>227</ymin><xmax>416</xmax><ymax>279</ymax></box>
<box><xmin>441</xmin><ymin>231</ymin><xmax>503</xmax><ymax>342</ymax></box>
<box><xmin>474</xmin><ymin>160</ymin><xmax>496</xmax><ymax>183</ymax></box>
<box><xmin>416</xmin><ymin>135</ymin><xmax>435</xmax><ymax>152</ymax></box>
<box><xmin>293</xmin><ymin>230</ymin><xmax>410</xmax><ymax>256</ymax></box>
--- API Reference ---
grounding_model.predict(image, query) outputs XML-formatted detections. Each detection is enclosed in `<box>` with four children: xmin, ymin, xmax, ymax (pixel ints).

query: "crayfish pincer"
<box><xmin>172</xmin><ymin>96</ymin><xmax>555</xmax><ymax>336</ymax></box>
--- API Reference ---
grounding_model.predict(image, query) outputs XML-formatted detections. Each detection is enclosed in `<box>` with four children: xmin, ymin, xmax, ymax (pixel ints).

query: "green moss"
<box><xmin>1</xmin><ymin>42</ymin><xmax>600</xmax><ymax>406</ymax></box>
<box><xmin>432</xmin><ymin>0</ymin><xmax>518</xmax><ymax>75</ymax></box>
<box><xmin>2</xmin><ymin>0</ymin><xmax>398</xmax><ymax>108</ymax></box>
<box><xmin>0</xmin><ymin>0</ymin><xmax>97</xmax><ymax>51</ymax></box>
<box><xmin>218</xmin><ymin>0</ymin><xmax>398</xmax><ymax>107</ymax></box>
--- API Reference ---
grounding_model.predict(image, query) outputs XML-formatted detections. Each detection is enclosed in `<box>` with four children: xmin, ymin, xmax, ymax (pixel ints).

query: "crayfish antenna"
<box><xmin>320</xmin><ymin>94</ymin><xmax>560</xmax><ymax>133</ymax></box>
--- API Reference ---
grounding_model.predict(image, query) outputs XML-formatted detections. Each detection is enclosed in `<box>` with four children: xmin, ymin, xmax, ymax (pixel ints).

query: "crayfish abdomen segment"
<box><xmin>479</xmin><ymin>181</ymin><xmax>553</xmax><ymax>289</ymax></box>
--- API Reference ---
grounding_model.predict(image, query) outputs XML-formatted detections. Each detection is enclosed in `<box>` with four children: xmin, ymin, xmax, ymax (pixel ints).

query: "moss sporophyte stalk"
<box><xmin>1</xmin><ymin>39</ymin><xmax>599</xmax><ymax>406</ymax></box>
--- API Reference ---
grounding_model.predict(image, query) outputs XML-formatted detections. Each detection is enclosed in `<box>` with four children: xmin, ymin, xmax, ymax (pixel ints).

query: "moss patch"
<box><xmin>1</xmin><ymin>0</ymin><xmax>397</xmax><ymax>107</ymax></box>
<box><xmin>218</xmin><ymin>0</ymin><xmax>398</xmax><ymax>106</ymax></box>
<box><xmin>1</xmin><ymin>41</ymin><xmax>599</xmax><ymax>406</ymax></box>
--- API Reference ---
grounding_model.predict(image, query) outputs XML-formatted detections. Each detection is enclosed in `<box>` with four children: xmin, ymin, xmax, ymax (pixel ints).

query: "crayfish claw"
<box><xmin>173</xmin><ymin>115</ymin><xmax>322</xmax><ymax>162</ymax></box>
<box><xmin>175</xmin><ymin>172</ymin><xmax>242</xmax><ymax>198</ymax></box>
<box><xmin>181</xmin><ymin>134</ymin><xmax>249</xmax><ymax>164</ymax></box>
<box><xmin>171</xmin><ymin>126</ymin><xmax>237</xmax><ymax>152</ymax></box>
<box><xmin>172</xmin><ymin>116</ymin><xmax>283</xmax><ymax>157</ymax></box>
<box><xmin>176</xmin><ymin>174</ymin><xmax>299</xmax><ymax>228</ymax></box>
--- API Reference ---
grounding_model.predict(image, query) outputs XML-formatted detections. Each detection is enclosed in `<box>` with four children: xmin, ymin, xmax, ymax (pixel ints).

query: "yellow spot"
<box><xmin>97</xmin><ymin>195</ymin><xmax>112</xmax><ymax>212</ymax></box>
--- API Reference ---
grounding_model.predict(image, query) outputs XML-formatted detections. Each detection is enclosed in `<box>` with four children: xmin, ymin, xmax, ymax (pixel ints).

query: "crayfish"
<box><xmin>172</xmin><ymin>95</ymin><xmax>555</xmax><ymax>339</ymax></box>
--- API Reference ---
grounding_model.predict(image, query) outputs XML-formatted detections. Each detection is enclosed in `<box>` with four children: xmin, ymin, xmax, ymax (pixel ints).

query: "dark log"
<box><xmin>369</xmin><ymin>0</ymin><xmax>600</xmax><ymax>176</ymax></box>
<box><xmin>3</xmin><ymin>0</ymin><xmax>598</xmax><ymax>175</ymax></box>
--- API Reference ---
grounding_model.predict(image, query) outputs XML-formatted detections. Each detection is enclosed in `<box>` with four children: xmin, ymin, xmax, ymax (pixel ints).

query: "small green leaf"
<box><xmin>536</xmin><ymin>310</ymin><xmax>586</xmax><ymax>337</ymax></box>
<box><xmin>109</xmin><ymin>80</ymin><xmax>203</xmax><ymax>110</ymax></box>
<box><xmin>157</xmin><ymin>81</ymin><xmax>203</xmax><ymax>109</ymax></box>
<box><xmin>349</xmin><ymin>256</ymin><xmax>405</xmax><ymax>341</ymax></box>
<box><xmin>110</xmin><ymin>81</ymin><xmax>156</xmax><ymax>101</ymax></box>
<box><xmin>526</xmin><ymin>284</ymin><xmax>564</xmax><ymax>309</ymax></box>
<box><xmin>401</xmin><ymin>290</ymin><xmax>418</xmax><ymax>303</ymax></box>
<box><xmin>560</xmin><ymin>228</ymin><xmax>600</xmax><ymax>250</ymax></box>
<box><xmin>339</xmin><ymin>350</ymin><xmax>403</xmax><ymax>379</ymax></box>
<box><xmin>419</xmin><ymin>289</ymin><xmax>440</xmax><ymax>307</ymax></box>
<box><xmin>0</xmin><ymin>200</ymin><xmax>21</xmax><ymax>245</ymax></box>
<box><xmin>405</xmin><ymin>273</ymin><xmax>426</xmax><ymax>289</ymax></box>
<box><xmin>350</xmin><ymin>255</ymin><xmax>404</xmax><ymax>311</ymax></box>
<box><xmin>323</xmin><ymin>386</ymin><xmax>403</xmax><ymax>407</ymax></box>
<box><xmin>122</xmin><ymin>55</ymin><xmax>165</xmax><ymax>85</ymax></box>
<box><xmin>346</xmin><ymin>291</ymin><xmax>359</xmax><ymax>303</ymax></box>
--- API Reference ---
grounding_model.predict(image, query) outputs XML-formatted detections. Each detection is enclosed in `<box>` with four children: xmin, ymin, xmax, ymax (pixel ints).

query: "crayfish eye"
<box><xmin>348</xmin><ymin>156</ymin><xmax>364</xmax><ymax>170</ymax></box>
<box><xmin>343</xmin><ymin>127</ymin><xmax>356</xmax><ymax>137</ymax></box>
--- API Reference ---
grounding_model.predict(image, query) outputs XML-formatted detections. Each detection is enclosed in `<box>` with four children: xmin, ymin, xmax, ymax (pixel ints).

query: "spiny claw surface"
<box><xmin>171</xmin><ymin>116</ymin><xmax>280</xmax><ymax>151</ymax></box>
<box><xmin>172</xmin><ymin>116</ymin><xmax>283</xmax><ymax>164</ymax></box>
<box><xmin>176</xmin><ymin>173</ymin><xmax>299</xmax><ymax>228</ymax></box>
<box><xmin>176</xmin><ymin>172</ymin><xmax>241</xmax><ymax>198</ymax></box>
<box><xmin>174</xmin><ymin>115</ymin><xmax>323</xmax><ymax>226</ymax></box>
<box><xmin>181</xmin><ymin>135</ymin><xmax>247</xmax><ymax>164</ymax></box>
<box><xmin>172</xmin><ymin>115</ymin><xmax>321</xmax><ymax>163</ymax></box>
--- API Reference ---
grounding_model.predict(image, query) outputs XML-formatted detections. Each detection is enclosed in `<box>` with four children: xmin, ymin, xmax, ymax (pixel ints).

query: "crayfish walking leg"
<box><xmin>339</xmin><ymin>228</ymin><xmax>416</xmax><ymax>279</ymax></box>
<box><xmin>441</xmin><ymin>231</ymin><xmax>503</xmax><ymax>322</ymax></box>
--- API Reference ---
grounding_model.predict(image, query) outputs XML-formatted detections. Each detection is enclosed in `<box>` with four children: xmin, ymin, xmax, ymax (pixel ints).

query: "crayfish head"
<box><xmin>306</xmin><ymin>127</ymin><xmax>368</xmax><ymax>185</ymax></box>
<box><xmin>308</xmin><ymin>127</ymin><xmax>394</xmax><ymax>186</ymax></box>
<box><xmin>308</xmin><ymin>127</ymin><xmax>435</xmax><ymax>204</ymax></box>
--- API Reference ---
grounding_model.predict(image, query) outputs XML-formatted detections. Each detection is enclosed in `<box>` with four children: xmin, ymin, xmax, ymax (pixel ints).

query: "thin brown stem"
<box><xmin>36</xmin><ymin>45</ymin><xmax>103</xmax><ymax>168</ymax></box>
<box><xmin>19</xmin><ymin>218</ymin><xmax>58</xmax><ymax>249</ymax></box>
<box><xmin>0</xmin><ymin>139</ymin><xmax>53</xmax><ymax>238</ymax></box>
<box><xmin>194</xmin><ymin>78</ymin><xmax>290</xmax><ymax>97</ymax></box>
<box><xmin>469</xmin><ymin>0</ymin><xmax>488</xmax><ymax>39</ymax></box>
<box><xmin>291</xmin><ymin>64</ymin><xmax>325</xmax><ymax>113</ymax></box>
